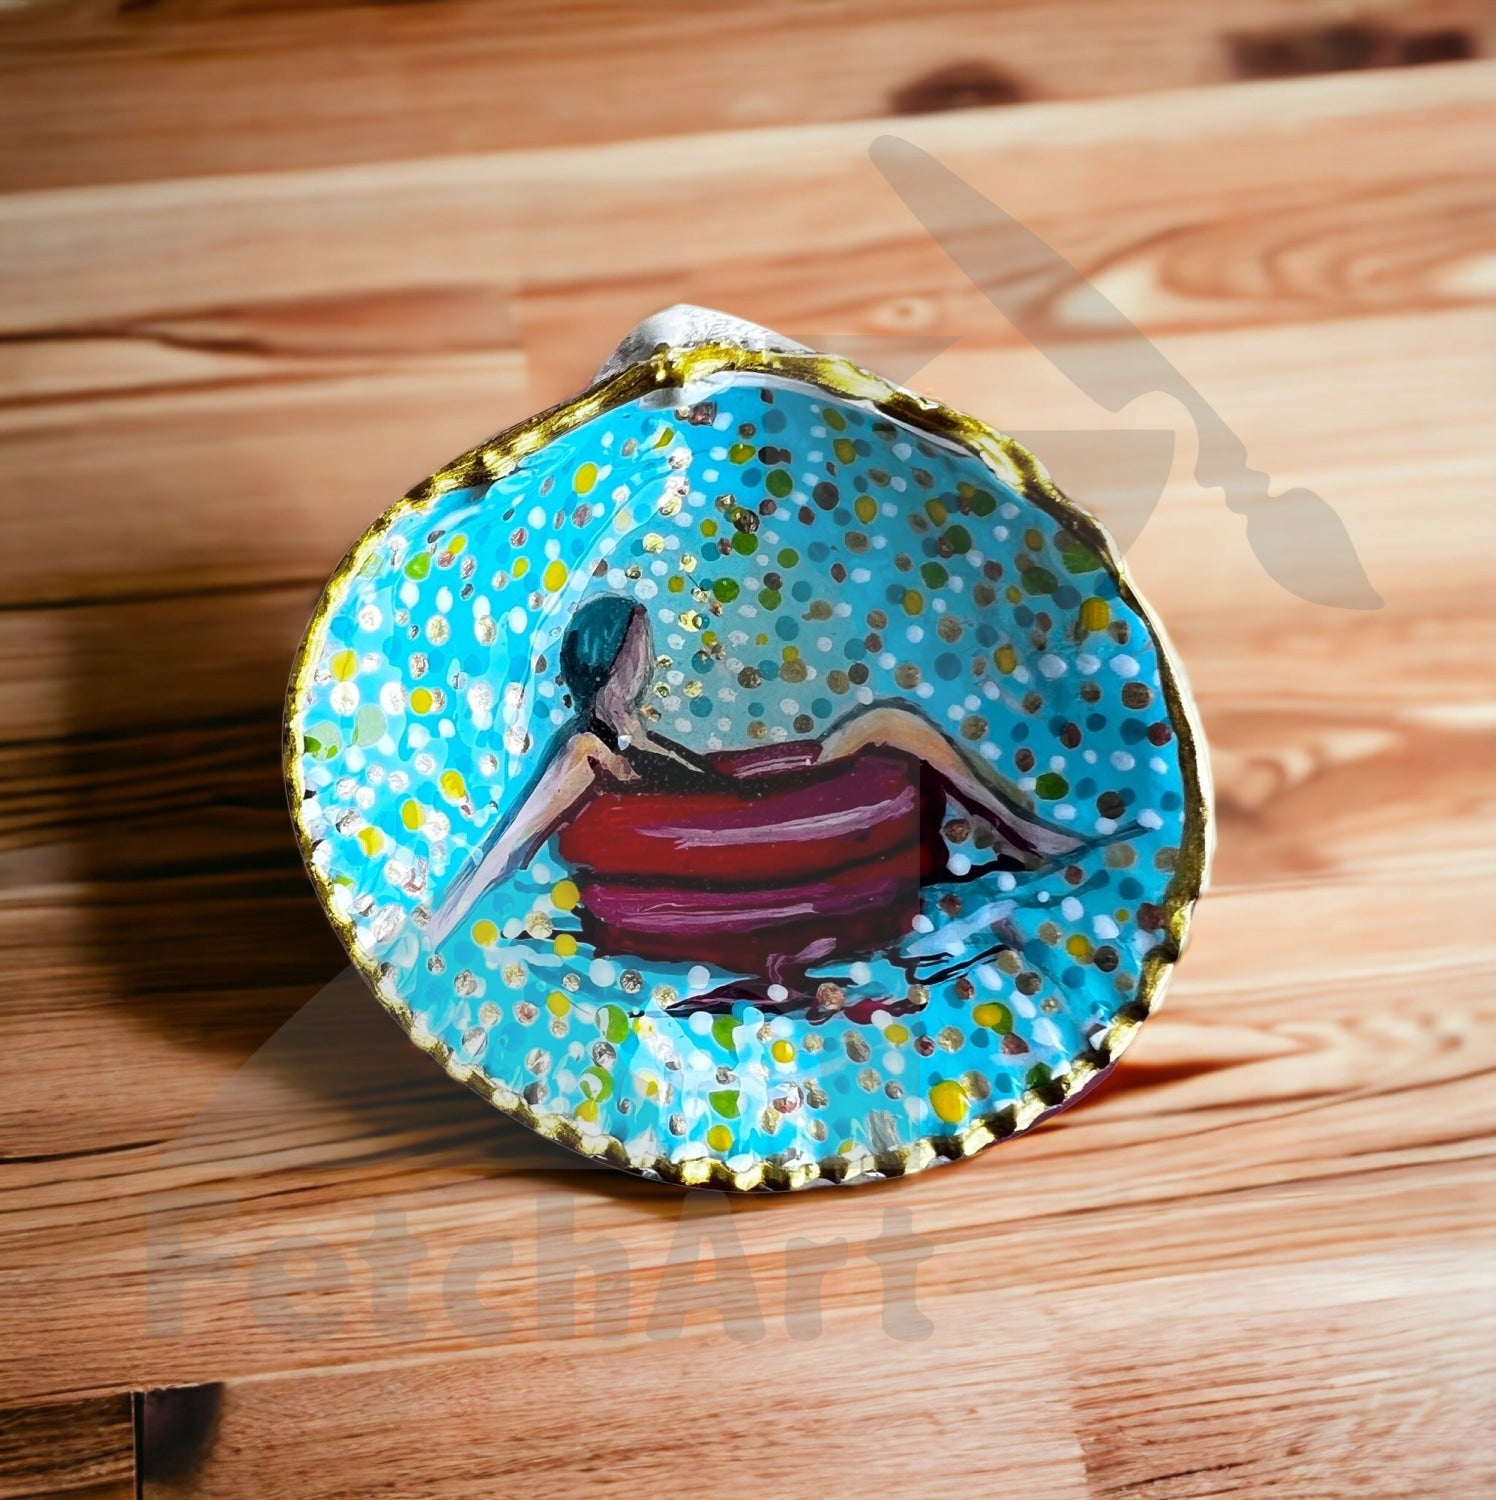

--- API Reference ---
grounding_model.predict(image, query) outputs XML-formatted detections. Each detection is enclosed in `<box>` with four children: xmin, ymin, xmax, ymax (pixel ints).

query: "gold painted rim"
<box><xmin>284</xmin><ymin>341</ymin><xmax>1214</xmax><ymax>1192</ymax></box>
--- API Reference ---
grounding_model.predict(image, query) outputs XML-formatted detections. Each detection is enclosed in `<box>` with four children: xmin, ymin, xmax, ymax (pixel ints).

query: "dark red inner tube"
<box><xmin>556</xmin><ymin>743</ymin><xmax>949</xmax><ymax>970</ymax></box>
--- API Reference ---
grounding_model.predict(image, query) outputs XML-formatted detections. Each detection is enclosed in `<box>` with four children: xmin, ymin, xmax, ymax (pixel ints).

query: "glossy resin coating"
<box><xmin>286</xmin><ymin>339</ymin><xmax>1209</xmax><ymax>1190</ymax></box>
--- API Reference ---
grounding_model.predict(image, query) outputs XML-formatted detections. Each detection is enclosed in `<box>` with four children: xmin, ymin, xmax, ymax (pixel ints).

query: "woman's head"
<box><xmin>559</xmin><ymin>595</ymin><xmax>651</xmax><ymax>728</ymax></box>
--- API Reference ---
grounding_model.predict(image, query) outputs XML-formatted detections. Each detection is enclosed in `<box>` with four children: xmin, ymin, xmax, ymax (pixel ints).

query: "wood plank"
<box><xmin>0</xmin><ymin>1394</ymin><xmax>133</xmax><ymax>1500</ymax></box>
<box><xmin>2</xmin><ymin>63</ymin><xmax>1490</xmax><ymax>338</ymax></box>
<box><xmin>122</xmin><ymin>1248</ymin><xmax>1496</xmax><ymax>1498</ymax></box>
<box><xmin>0</xmin><ymin>0</ymin><xmax>1489</xmax><ymax>191</ymax></box>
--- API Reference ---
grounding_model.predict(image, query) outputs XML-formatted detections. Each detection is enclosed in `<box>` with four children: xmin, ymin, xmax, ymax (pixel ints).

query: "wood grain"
<box><xmin>0</xmin><ymin>0</ymin><xmax>1488</xmax><ymax>191</ymax></box>
<box><xmin>0</xmin><ymin>1395</ymin><xmax>134</xmax><ymax>1500</ymax></box>
<box><xmin>1</xmin><ymin>14</ymin><xmax>1493</xmax><ymax>1498</ymax></box>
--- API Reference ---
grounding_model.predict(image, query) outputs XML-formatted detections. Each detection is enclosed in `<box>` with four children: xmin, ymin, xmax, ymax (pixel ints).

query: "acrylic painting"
<box><xmin>286</xmin><ymin>343</ymin><xmax>1208</xmax><ymax>1189</ymax></box>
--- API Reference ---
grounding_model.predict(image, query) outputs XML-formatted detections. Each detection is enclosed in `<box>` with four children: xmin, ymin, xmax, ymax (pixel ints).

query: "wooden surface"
<box><xmin>2</xmin><ymin>2</ymin><xmax>1495</xmax><ymax>1496</ymax></box>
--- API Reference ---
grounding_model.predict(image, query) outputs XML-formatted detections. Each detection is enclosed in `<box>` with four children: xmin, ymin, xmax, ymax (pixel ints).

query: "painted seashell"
<box><xmin>285</xmin><ymin>306</ymin><xmax>1211</xmax><ymax>1190</ymax></box>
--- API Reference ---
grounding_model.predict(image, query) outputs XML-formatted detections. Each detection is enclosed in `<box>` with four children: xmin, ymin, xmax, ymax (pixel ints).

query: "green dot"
<box><xmin>833</xmin><ymin>437</ymin><xmax>856</xmax><ymax>464</ymax></box>
<box><xmin>581</xmin><ymin>1065</ymin><xmax>613</xmax><ymax>1102</ymax></box>
<box><xmin>969</xmin><ymin>488</ymin><xmax>997</xmax><ymax>517</ymax></box>
<box><xmin>1034</xmin><ymin>771</ymin><xmax>1069</xmax><ymax>799</ymax></box>
<box><xmin>306</xmin><ymin>722</ymin><xmax>340</xmax><ymax>760</ymax></box>
<box><xmin>404</xmin><ymin>552</ymin><xmax>431</xmax><ymax>580</ymax></box>
<box><xmin>759</xmin><ymin>588</ymin><xmax>781</xmax><ymax>610</ymax></box>
<box><xmin>598</xmin><ymin>1005</ymin><xmax>629</xmax><ymax>1044</ymax></box>
<box><xmin>709</xmin><ymin>1089</ymin><xmax>742</xmax><ymax>1119</ymax></box>
<box><xmin>823</xmin><ymin>407</ymin><xmax>847</xmax><ymax>431</ymax></box>
<box><xmin>728</xmin><ymin>442</ymin><xmax>754</xmax><ymax>463</ymax></box>
<box><xmin>1022</xmin><ymin>566</ymin><xmax>1058</xmax><ymax>595</ymax></box>
<box><xmin>352</xmin><ymin>704</ymin><xmax>387</xmax><ymax>746</ymax></box>
<box><xmin>731</xmin><ymin>531</ymin><xmax>757</xmax><ymax>556</ymax></box>
<box><xmin>943</xmin><ymin>524</ymin><xmax>972</xmax><ymax>554</ymax></box>
<box><xmin>1059</xmin><ymin>539</ymin><xmax>1104</xmax><ymax>574</ymax></box>
<box><xmin>766</xmin><ymin>470</ymin><xmax>793</xmax><ymax>498</ymax></box>
<box><xmin>776</xmin><ymin>548</ymin><xmax>799</xmax><ymax>568</ymax></box>
<box><xmin>920</xmin><ymin>561</ymin><xmax>949</xmax><ymax>590</ymax></box>
<box><xmin>712</xmin><ymin>577</ymin><xmax>740</xmax><ymax>603</ymax></box>
<box><xmin>711</xmin><ymin>1015</ymin><xmax>739</xmax><ymax>1053</ymax></box>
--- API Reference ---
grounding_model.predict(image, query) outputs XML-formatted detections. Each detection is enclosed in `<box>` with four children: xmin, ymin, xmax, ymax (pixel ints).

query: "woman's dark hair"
<box><xmin>559</xmin><ymin>595</ymin><xmax>641</xmax><ymax>722</ymax></box>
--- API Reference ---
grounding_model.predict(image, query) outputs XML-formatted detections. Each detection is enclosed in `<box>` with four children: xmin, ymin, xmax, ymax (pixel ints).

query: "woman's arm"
<box><xmin>820</xmin><ymin>702</ymin><xmax>1082</xmax><ymax>863</ymax></box>
<box><xmin>426</xmin><ymin>731</ymin><xmax>632</xmax><ymax>946</ymax></box>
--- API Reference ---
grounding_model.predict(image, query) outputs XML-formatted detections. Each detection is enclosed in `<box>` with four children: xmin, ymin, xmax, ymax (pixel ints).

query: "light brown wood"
<box><xmin>1</xmin><ymin>16</ymin><xmax>1493</xmax><ymax>1498</ymax></box>
<box><xmin>0</xmin><ymin>0</ymin><xmax>1490</xmax><ymax>191</ymax></box>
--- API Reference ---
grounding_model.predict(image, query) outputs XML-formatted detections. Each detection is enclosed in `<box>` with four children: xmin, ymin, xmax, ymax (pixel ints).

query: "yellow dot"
<box><xmin>854</xmin><ymin>494</ymin><xmax>878</xmax><ymax>524</ymax></box>
<box><xmin>1066</xmin><ymin>933</ymin><xmax>1093</xmax><ymax>960</ymax></box>
<box><xmin>409</xmin><ymin>687</ymin><xmax>434</xmax><ymax>714</ymax></box>
<box><xmin>551</xmin><ymin>879</ymin><xmax>580</xmax><ymax>912</ymax></box>
<box><xmin>545</xmin><ymin>990</ymin><xmax>571</xmax><ymax>1017</ymax></box>
<box><xmin>574</xmin><ymin>461</ymin><xmax>598</xmax><ymax>494</ymax></box>
<box><xmin>973</xmin><ymin>1001</ymin><xmax>1012</xmax><ymax>1034</ymax></box>
<box><xmin>400</xmin><ymin>799</ymin><xmax>424</xmax><ymax>830</ymax></box>
<box><xmin>471</xmin><ymin>919</ymin><xmax>499</xmax><ymax>946</ymax></box>
<box><xmin>902</xmin><ymin>589</ymin><xmax>924</xmax><ymax>616</ymax></box>
<box><xmin>576</xmin><ymin>1099</ymin><xmax>599</xmax><ymax>1123</ymax></box>
<box><xmin>1079</xmin><ymin>597</ymin><xmax>1111</xmax><ymax>633</ymax></box>
<box><xmin>706</xmin><ymin>1124</ymin><xmax>733</xmax><ymax>1152</ymax></box>
<box><xmin>444</xmin><ymin>533</ymin><xmax>467</xmax><ymax>556</ymax></box>
<box><xmin>356</xmin><ymin>826</ymin><xmax>384</xmax><ymax>856</ymax></box>
<box><xmin>771</xmin><ymin>1039</ymin><xmax>795</xmax><ymax>1064</ymax></box>
<box><xmin>883</xmin><ymin>1023</ymin><xmax>910</xmax><ymax>1045</ymax></box>
<box><xmin>542</xmin><ymin>560</ymin><xmax>568</xmax><ymax>592</ymax></box>
<box><xmin>994</xmin><ymin>644</ymin><xmax>1017</xmax><ymax>674</ymax></box>
<box><xmin>330</xmin><ymin>649</ymin><xmax>358</xmax><ymax>681</ymax></box>
<box><xmin>929</xmin><ymin>1080</ymin><xmax>969</xmax><ymax>1124</ymax></box>
<box><xmin>439</xmin><ymin>769</ymin><xmax>467</xmax><ymax>801</ymax></box>
<box><xmin>553</xmin><ymin>932</ymin><xmax>578</xmax><ymax>958</ymax></box>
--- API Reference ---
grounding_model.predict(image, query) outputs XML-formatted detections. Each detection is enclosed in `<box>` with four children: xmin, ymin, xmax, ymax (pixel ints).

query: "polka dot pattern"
<box><xmin>288</xmin><ymin>364</ymin><xmax>1202</xmax><ymax>1185</ymax></box>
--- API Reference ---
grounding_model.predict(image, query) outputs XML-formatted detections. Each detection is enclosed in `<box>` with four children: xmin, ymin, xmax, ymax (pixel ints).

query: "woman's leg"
<box><xmin>820</xmin><ymin>702</ymin><xmax>1081</xmax><ymax>860</ymax></box>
